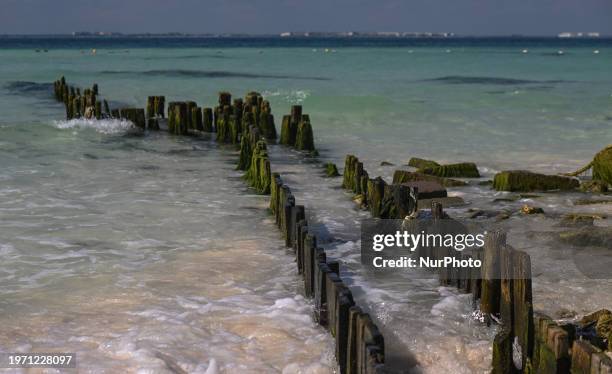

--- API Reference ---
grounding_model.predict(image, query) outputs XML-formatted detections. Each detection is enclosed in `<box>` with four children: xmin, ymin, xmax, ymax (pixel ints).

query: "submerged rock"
<box><xmin>324</xmin><ymin>162</ymin><xmax>340</xmax><ymax>177</ymax></box>
<box><xmin>380</xmin><ymin>161</ymin><xmax>394</xmax><ymax>166</ymax></box>
<box><xmin>493</xmin><ymin>170</ymin><xmax>579</xmax><ymax>192</ymax></box>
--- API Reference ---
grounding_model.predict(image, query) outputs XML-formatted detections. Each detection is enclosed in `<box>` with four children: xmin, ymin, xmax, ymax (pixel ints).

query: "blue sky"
<box><xmin>1</xmin><ymin>0</ymin><xmax>611</xmax><ymax>35</ymax></box>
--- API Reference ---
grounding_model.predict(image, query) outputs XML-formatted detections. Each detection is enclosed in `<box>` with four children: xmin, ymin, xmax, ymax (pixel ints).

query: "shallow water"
<box><xmin>1</xmin><ymin>37</ymin><xmax>612</xmax><ymax>373</ymax></box>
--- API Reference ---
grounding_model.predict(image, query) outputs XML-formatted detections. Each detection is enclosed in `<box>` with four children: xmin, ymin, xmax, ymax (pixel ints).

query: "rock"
<box><xmin>593</xmin><ymin>146</ymin><xmax>612</xmax><ymax>186</ymax></box>
<box><xmin>521</xmin><ymin>204</ymin><xmax>544</xmax><ymax>215</ymax></box>
<box><xmin>574</xmin><ymin>198</ymin><xmax>612</xmax><ymax>206</ymax></box>
<box><xmin>420</xmin><ymin>162</ymin><xmax>480</xmax><ymax>178</ymax></box>
<box><xmin>493</xmin><ymin>170</ymin><xmax>579</xmax><ymax>192</ymax></box>
<box><xmin>407</xmin><ymin>157</ymin><xmax>440</xmax><ymax>170</ymax></box>
<box><xmin>399</xmin><ymin>180</ymin><xmax>447</xmax><ymax>199</ymax></box>
<box><xmin>324</xmin><ymin>162</ymin><xmax>340</xmax><ymax>177</ymax></box>
<box><xmin>558</xmin><ymin>213</ymin><xmax>603</xmax><ymax>227</ymax></box>
<box><xmin>392</xmin><ymin>170</ymin><xmax>467</xmax><ymax>187</ymax></box>
<box><xmin>380</xmin><ymin>161</ymin><xmax>394</xmax><ymax>166</ymax></box>
<box><xmin>580</xmin><ymin>180</ymin><xmax>609</xmax><ymax>193</ymax></box>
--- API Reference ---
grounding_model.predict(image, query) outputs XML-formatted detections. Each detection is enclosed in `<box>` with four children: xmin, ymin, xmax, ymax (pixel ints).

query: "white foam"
<box><xmin>52</xmin><ymin>118</ymin><xmax>134</xmax><ymax>134</ymax></box>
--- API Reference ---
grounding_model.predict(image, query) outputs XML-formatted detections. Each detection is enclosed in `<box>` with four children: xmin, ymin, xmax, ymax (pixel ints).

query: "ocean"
<box><xmin>1</xmin><ymin>36</ymin><xmax>611</xmax><ymax>373</ymax></box>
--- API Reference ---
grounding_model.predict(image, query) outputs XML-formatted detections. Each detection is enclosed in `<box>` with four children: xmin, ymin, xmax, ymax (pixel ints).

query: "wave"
<box><xmin>424</xmin><ymin>75</ymin><xmax>568</xmax><ymax>85</ymax></box>
<box><xmin>52</xmin><ymin>118</ymin><xmax>135</xmax><ymax>134</ymax></box>
<box><xmin>261</xmin><ymin>89</ymin><xmax>310</xmax><ymax>104</ymax></box>
<box><xmin>101</xmin><ymin>69</ymin><xmax>331</xmax><ymax>81</ymax></box>
<box><xmin>5</xmin><ymin>81</ymin><xmax>54</xmax><ymax>98</ymax></box>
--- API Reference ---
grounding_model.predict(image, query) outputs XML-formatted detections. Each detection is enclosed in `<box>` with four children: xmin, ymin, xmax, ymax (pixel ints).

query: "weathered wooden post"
<box><xmin>202</xmin><ymin>107</ymin><xmax>214</xmax><ymax>132</ymax></box>
<box><xmin>481</xmin><ymin>230</ymin><xmax>505</xmax><ymax>318</ymax></box>
<box><xmin>295</xmin><ymin>119</ymin><xmax>315</xmax><ymax>151</ymax></box>
<box><xmin>192</xmin><ymin>107</ymin><xmax>203</xmax><ymax>131</ymax></box>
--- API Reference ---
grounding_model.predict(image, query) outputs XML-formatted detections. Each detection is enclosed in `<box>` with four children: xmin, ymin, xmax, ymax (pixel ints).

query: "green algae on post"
<box><xmin>295</xmin><ymin>120</ymin><xmax>316</xmax><ymax>151</ymax></box>
<box><xmin>324</xmin><ymin>162</ymin><xmax>340</xmax><ymax>177</ymax></box>
<box><xmin>244</xmin><ymin>140</ymin><xmax>271</xmax><ymax>194</ymax></box>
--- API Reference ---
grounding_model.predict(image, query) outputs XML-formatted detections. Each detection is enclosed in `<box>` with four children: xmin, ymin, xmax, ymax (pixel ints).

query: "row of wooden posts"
<box><xmin>51</xmin><ymin>77</ymin><xmax>609</xmax><ymax>374</ymax></box>
<box><xmin>52</xmin><ymin>76</ymin><xmax>316</xmax><ymax>153</ymax></box>
<box><xmin>51</xmin><ymin>77</ymin><xmax>380</xmax><ymax>374</ymax></box>
<box><xmin>341</xmin><ymin>154</ymin><xmax>612</xmax><ymax>374</ymax></box>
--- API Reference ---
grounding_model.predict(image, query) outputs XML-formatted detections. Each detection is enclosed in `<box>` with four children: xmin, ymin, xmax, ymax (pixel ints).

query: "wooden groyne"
<box><xmin>50</xmin><ymin>77</ymin><xmax>386</xmax><ymax>374</ymax></box>
<box><xmin>50</xmin><ymin>76</ymin><xmax>611</xmax><ymax>374</ymax></box>
<box><xmin>340</xmin><ymin>154</ymin><xmax>612</xmax><ymax>374</ymax></box>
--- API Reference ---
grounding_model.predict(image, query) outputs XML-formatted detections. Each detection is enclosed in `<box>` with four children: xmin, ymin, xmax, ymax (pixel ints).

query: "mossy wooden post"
<box><xmin>103</xmin><ymin>99</ymin><xmax>110</xmax><ymax>117</ymax></box>
<box><xmin>336</xmin><ymin>290</ymin><xmax>356</xmax><ymax>374</ymax></box>
<box><xmin>185</xmin><ymin>101</ymin><xmax>197</xmax><ymax>131</ymax></box>
<box><xmin>290</xmin><ymin>205</ymin><xmax>305</xmax><ymax>248</ymax></box>
<box><xmin>492</xmin><ymin>327</ymin><xmax>514</xmax><ymax>374</ymax></box>
<box><xmin>229</xmin><ymin>115</ymin><xmax>241</xmax><ymax>144</ymax></box>
<box><xmin>216</xmin><ymin>107</ymin><xmax>231</xmax><ymax>143</ymax></box>
<box><xmin>245</xmin><ymin>141</ymin><xmax>271</xmax><ymax>194</ymax></box>
<box><xmin>202</xmin><ymin>108</ymin><xmax>213</xmax><ymax>132</ymax></box>
<box><xmin>237</xmin><ymin>134</ymin><xmax>253</xmax><ymax>171</ymax></box>
<box><xmin>571</xmin><ymin>340</ymin><xmax>599</xmax><ymax>374</ymax></box>
<box><xmin>92</xmin><ymin>83</ymin><xmax>98</xmax><ymax>95</ymax></box>
<box><xmin>481</xmin><ymin>230</ymin><xmax>505</xmax><ymax>319</ymax></box>
<box><xmin>111</xmin><ymin>109</ymin><xmax>120</xmax><ymax>119</ymax></box>
<box><xmin>120</xmin><ymin>108</ymin><xmax>146</xmax><ymax>129</ymax></box>
<box><xmin>296</xmin><ymin>120</ymin><xmax>315</xmax><ymax>151</ymax></box>
<box><xmin>94</xmin><ymin>101</ymin><xmax>102</xmax><ymax>120</ymax></box>
<box><xmin>325</xmin><ymin>162</ymin><xmax>340</xmax><ymax>177</ymax></box>
<box><xmin>259</xmin><ymin>111</ymin><xmax>277</xmax><ymax>141</ymax></box>
<box><xmin>315</xmin><ymin>262</ymin><xmax>331</xmax><ymax>326</ymax></box>
<box><xmin>280</xmin><ymin>115</ymin><xmax>296</xmax><ymax>145</ymax></box>
<box><xmin>168</xmin><ymin>102</ymin><xmax>188</xmax><ymax>135</ymax></box>
<box><xmin>269</xmin><ymin>173</ymin><xmax>283</xmax><ymax>216</ymax></box>
<box><xmin>343</xmin><ymin>155</ymin><xmax>358</xmax><ymax>190</ymax></box>
<box><xmin>512</xmin><ymin>250</ymin><xmax>534</xmax><ymax>368</ymax></box>
<box><xmin>367</xmin><ymin>177</ymin><xmax>386</xmax><ymax>218</ymax></box>
<box><xmin>303</xmin><ymin>234</ymin><xmax>318</xmax><ymax>298</ymax></box>
<box><xmin>346</xmin><ymin>306</ymin><xmax>363</xmax><ymax>374</ymax></box>
<box><xmin>192</xmin><ymin>107</ymin><xmax>203</xmax><ymax>131</ymax></box>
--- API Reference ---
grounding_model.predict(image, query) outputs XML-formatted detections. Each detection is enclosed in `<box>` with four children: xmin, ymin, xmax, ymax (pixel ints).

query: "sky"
<box><xmin>1</xmin><ymin>0</ymin><xmax>611</xmax><ymax>36</ymax></box>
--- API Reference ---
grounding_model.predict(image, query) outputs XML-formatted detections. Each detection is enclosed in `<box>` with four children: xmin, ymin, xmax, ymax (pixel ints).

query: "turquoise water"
<box><xmin>1</xmin><ymin>38</ymin><xmax>612</xmax><ymax>373</ymax></box>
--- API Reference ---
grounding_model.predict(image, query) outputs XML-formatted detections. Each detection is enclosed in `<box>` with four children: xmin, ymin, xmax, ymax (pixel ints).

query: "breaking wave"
<box><xmin>52</xmin><ymin>118</ymin><xmax>135</xmax><ymax>134</ymax></box>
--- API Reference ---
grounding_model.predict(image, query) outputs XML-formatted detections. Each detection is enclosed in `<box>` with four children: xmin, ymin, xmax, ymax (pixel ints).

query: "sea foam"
<box><xmin>52</xmin><ymin>118</ymin><xmax>135</xmax><ymax>134</ymax></box>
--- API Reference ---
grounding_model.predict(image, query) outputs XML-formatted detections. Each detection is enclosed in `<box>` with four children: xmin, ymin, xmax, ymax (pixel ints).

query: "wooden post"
<box><xmin>481</xmin><ymin>230</ymin><xmax>505</xmax><ymax>318</ymax></box>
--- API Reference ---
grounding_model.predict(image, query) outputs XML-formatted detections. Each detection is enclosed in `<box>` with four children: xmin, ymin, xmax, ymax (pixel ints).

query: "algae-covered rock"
<box><xmin>493</xmin><ymin>170</ymin><xmax>579</xmax><ymax>192</ymax></box>
<box><xmin>408</xmin><ymin>157</ymin><xmax>440</xmax><ymax>170</ymax></box>
<box><xmin>324</xmin><ymin>162</ymin><xmax>340</xmax><ymax>177</ymax></box>
<box><xmin>593</xmin><ymin>146</ymin><xmax>612</xmax><ymax>186</ymax></box>
<box><xmin>392</xmin><ymin>170</ymin><xmax>467</xmax><ymax>187</ymax></box>
<box><xmin>420</xmin><ymin>162</ymin><xmax>480</xmax><ymax>178</ymax></box>
<box><xmin>580</xmin><ymin>180</ymin><xmax>609</xmax><ymax>193</ymax></box>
